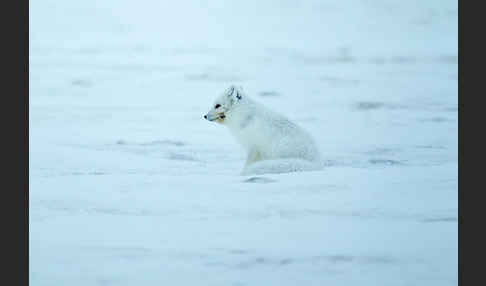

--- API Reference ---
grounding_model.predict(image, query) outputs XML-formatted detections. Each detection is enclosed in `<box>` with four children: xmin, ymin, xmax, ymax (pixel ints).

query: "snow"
<box><xmin>29</xmin><ymin>0</ymin><xmax>458</xmax><ymax>285</ymax></box>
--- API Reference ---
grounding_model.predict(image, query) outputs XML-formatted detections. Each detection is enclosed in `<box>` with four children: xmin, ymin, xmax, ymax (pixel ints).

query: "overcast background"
<box><xmin>30</xmin><ymin>1</ymin><xmax>458</xmax><ymax>285</ymax></box>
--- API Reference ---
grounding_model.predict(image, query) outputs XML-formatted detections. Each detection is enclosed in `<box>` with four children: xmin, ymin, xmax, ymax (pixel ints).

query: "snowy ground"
<box><xmin>29</xmin><ymin>0</ymin><xmax>458</xmax><ymax>285</ymax></box>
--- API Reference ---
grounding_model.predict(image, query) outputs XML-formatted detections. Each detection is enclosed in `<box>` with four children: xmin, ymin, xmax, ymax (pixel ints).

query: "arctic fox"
<box><xmin>204</xmin><ymin>85</ymin><xmax>323</xmax><ymax>175</ymax></box>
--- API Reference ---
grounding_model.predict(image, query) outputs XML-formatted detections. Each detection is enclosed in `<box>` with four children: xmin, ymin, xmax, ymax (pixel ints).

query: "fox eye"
<box><xmin>215</xmin><ymin>104</ymin><xmax>221</xmax><ymax>109</ymax></box>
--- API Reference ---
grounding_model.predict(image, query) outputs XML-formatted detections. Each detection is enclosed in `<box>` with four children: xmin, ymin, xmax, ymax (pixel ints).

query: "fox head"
<box><xmin>204</xmin><ymin>85</ymin><xmax>244</xmax><ymax>124</ymax></box>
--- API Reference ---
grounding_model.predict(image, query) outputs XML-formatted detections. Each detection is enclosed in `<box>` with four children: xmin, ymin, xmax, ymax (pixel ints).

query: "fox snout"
<box><xmin>204</xmin><ymin>113</ymin><xmax>217</xmax><ymax>121</ymax></box>
<box><xmin>204</xmin><ymin>113</ymin><xmax>225</xmax><ymax>123</ymax></box>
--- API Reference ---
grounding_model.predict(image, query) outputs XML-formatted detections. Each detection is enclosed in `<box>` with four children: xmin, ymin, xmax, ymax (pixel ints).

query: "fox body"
<box><xmin>204</xmin><ymin>85</ymin><xmax>323</xmax><ymax>175</ymax></box>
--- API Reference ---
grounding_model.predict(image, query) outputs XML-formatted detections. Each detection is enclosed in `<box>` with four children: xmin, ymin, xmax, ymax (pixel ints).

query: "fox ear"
<box><xmin>236</xmin><ymin>86</ymin><xmax>243</xmax><ymax>100</ymax></box>
<box><xmin>226</xmin><ymin>85</ymin><xmax>236</xmax><ymax>97</ymax></box>
<box><xmin>227</xmin><ymin>85</ymin><xmax>242</xmax><ymax>100</ymax></box>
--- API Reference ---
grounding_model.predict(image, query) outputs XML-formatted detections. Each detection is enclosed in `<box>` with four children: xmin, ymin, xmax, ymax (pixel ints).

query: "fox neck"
<box><xmin>223</xmin><ymin>97</ymin><xmax>254</xmax><ymax>129</ymax></box>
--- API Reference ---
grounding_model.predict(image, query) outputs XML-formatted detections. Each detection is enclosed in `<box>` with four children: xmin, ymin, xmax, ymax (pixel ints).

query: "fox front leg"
<box><xmin>245</xmin><ymin>148</ymin><xmax>262</xmax><ymax>166</ymax></box>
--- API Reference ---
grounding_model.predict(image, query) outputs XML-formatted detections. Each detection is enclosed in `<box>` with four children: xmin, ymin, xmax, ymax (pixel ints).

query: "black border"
<box><xmin>26</xmin><ymin>0</ymin><xmax>29</xmax><ymax>280</ymax></box>
<box><xmin>2</xmin><ymin>0</ymin><xmax>29</xmax><ymax>285</ymax></box>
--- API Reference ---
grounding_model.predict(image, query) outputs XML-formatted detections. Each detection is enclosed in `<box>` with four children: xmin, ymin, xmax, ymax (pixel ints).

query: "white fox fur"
<box><xmin>204</xmin><ymin>85</ymin><xmax>323</xmax><ymax>175</ymax></box>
